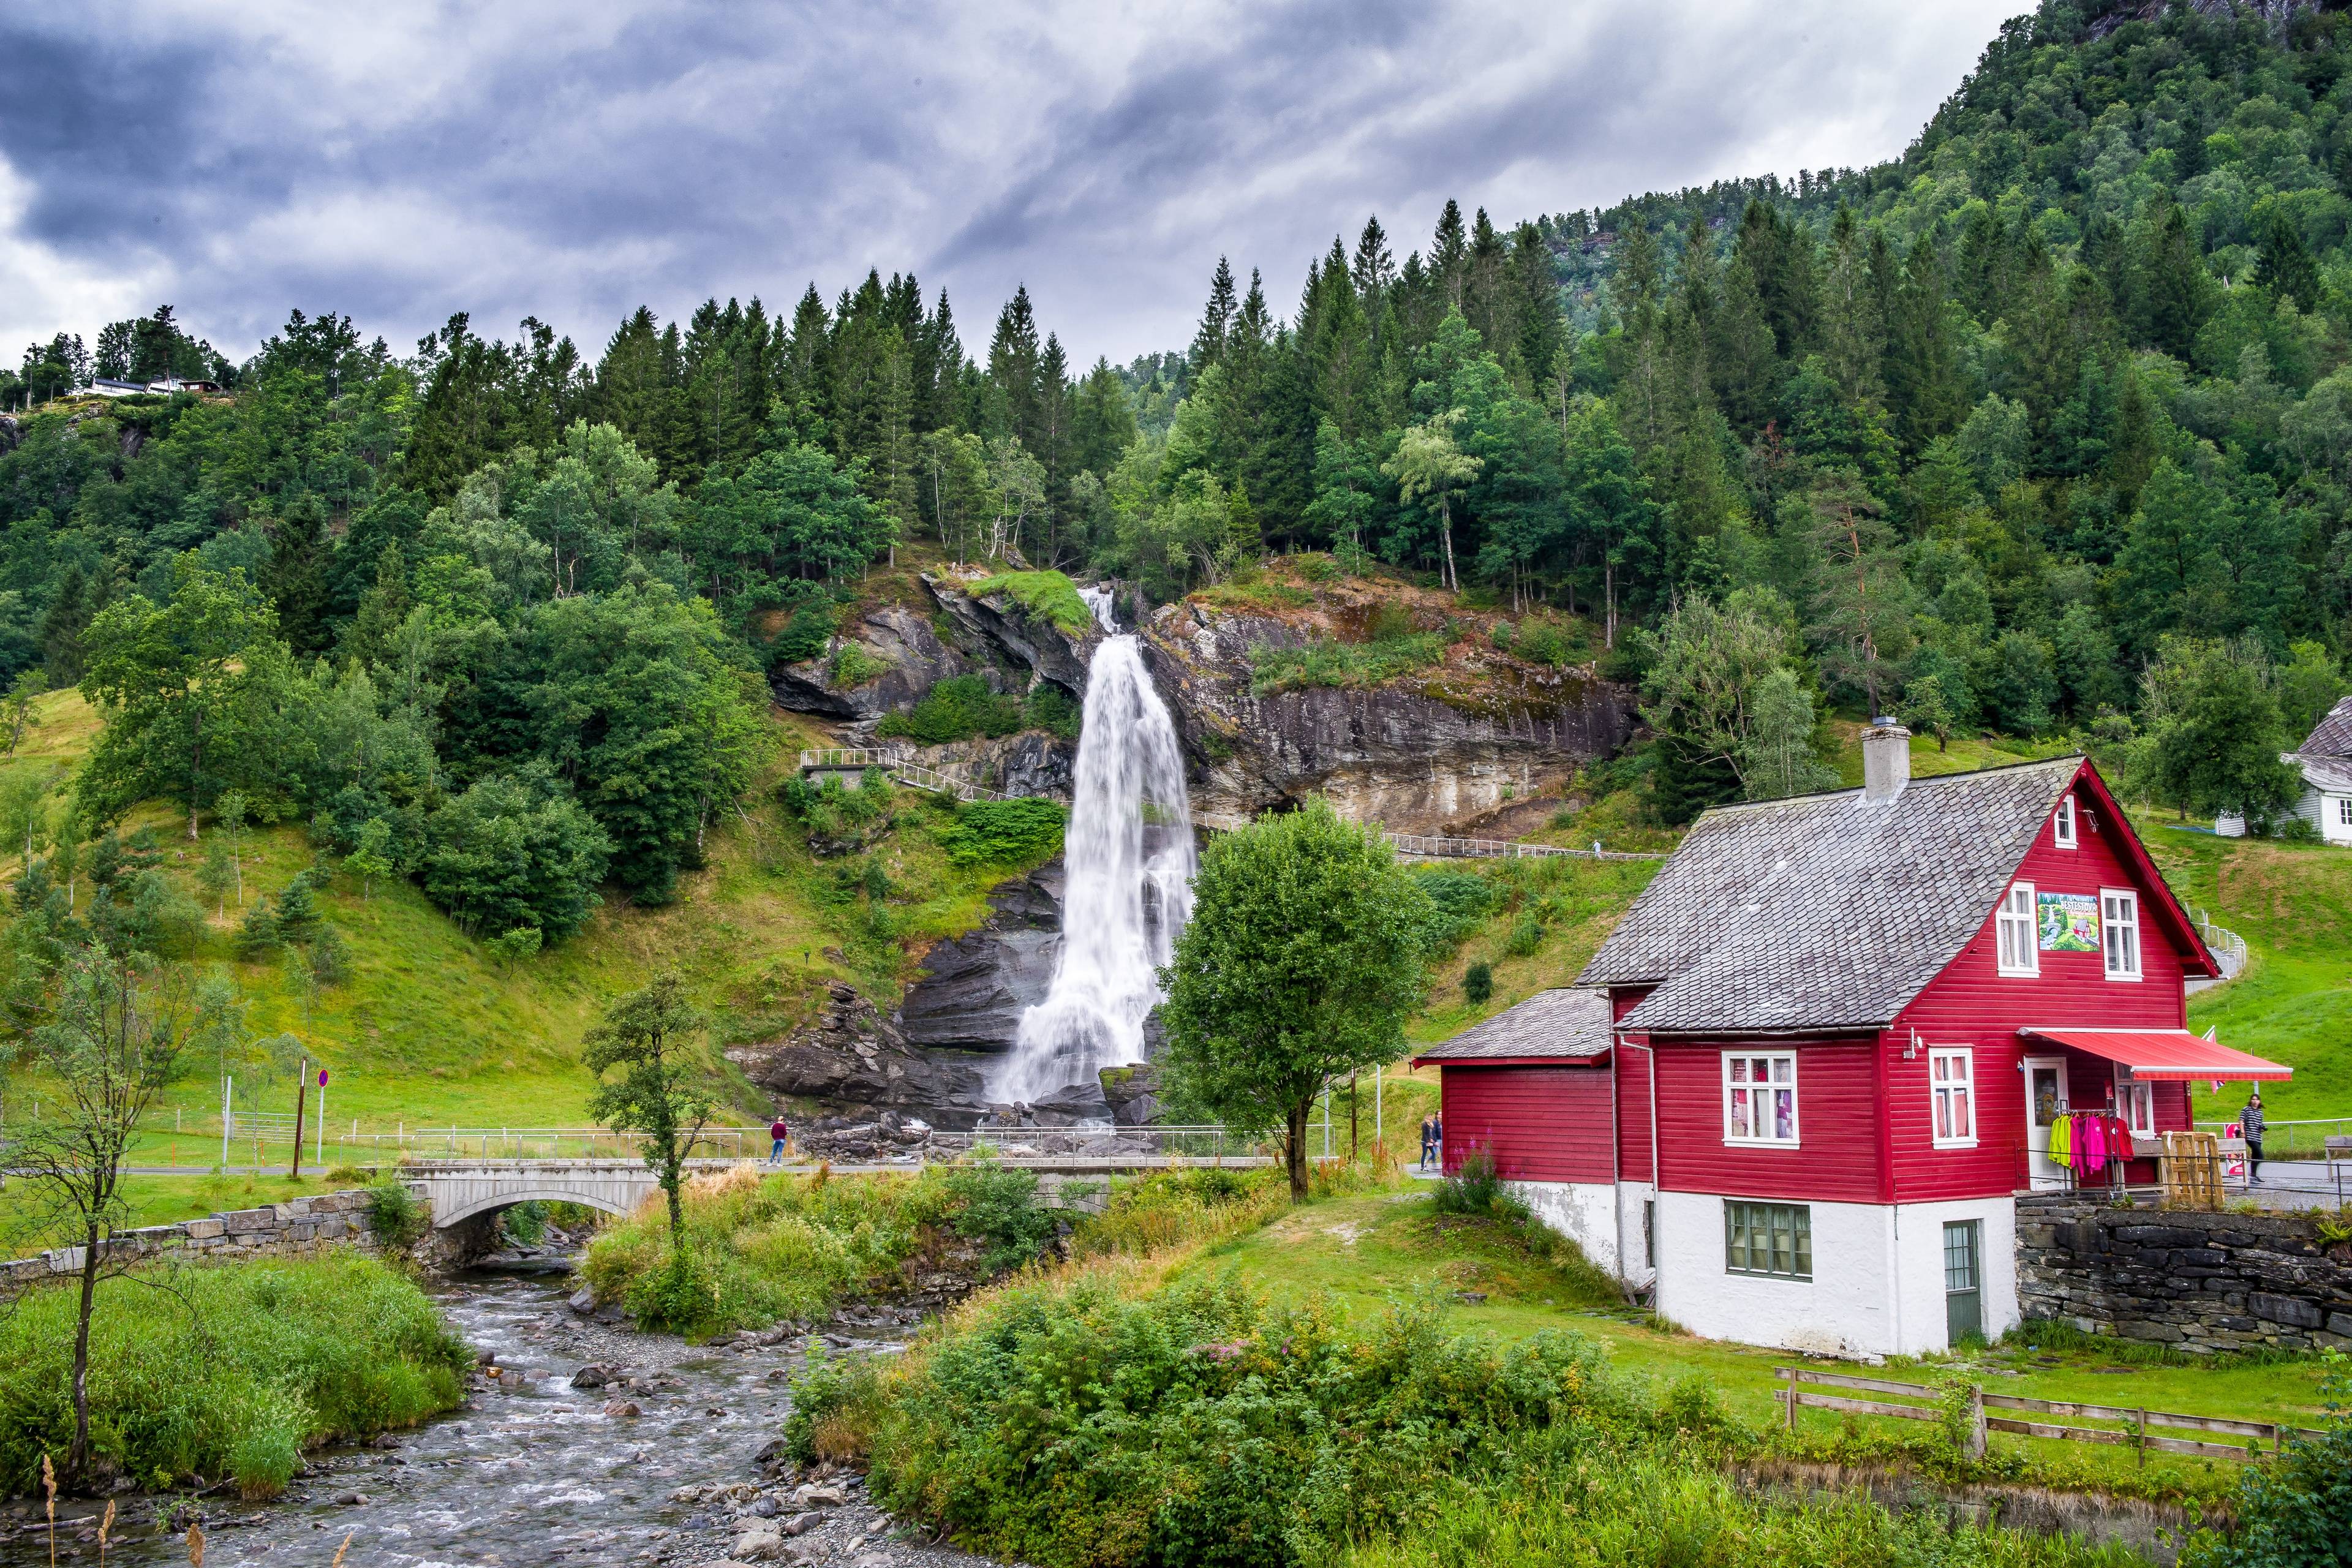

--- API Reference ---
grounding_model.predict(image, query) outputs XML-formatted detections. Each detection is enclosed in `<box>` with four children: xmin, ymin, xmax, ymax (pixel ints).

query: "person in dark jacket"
<box><xmin>767</xmin><ymin>1114</ymin><xmax>790</xmax><ymax>1167</ymax></box>
<box><xmin>1418</xmin><ymin>1115</ymin><xmax>1436</xmax><ymax>1170</ymax></box>
<box><xmin>2241</xmin><ymin>1091</ymin><xmax>2265</xmax><ymax>1185</ymax></box>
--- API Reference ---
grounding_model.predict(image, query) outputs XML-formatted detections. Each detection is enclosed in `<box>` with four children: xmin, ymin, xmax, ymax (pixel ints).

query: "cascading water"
<box><xmin>994</xmin><ymin>587</ymin><xmax>1195</xmax><ymax>1104</ymax></box>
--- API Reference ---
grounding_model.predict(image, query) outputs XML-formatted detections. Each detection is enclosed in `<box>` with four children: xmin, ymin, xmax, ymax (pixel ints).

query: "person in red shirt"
<box><xmin>767</xmin><ymin>1114</ymin><xmax>790</xmax><ymax>1167</ymax></box>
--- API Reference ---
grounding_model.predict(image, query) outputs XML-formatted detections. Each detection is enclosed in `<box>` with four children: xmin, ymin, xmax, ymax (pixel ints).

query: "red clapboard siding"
<box><xmin>1615</xmin><ymin>1039</ymin><xmax>1657</xmax><ymax>1183</ymax></box>
<box><xmin>1887</xmin><ymin>778</ymin><xmax>2200</xmax><ymax>1202</ymax></box>
<box><xmin>1651</xmin><ymin>1038</ymin><xmax>1885</xmax><ymax>1202</ymax></box>
<box><xmin>1441</xmin><ymin>1064</ymin><xmax>1615</xmax><ymax>1182</ymax></box>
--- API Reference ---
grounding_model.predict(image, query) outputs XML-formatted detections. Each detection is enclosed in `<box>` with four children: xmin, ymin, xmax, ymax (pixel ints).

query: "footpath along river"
<box><xmin>0</xmin><ymin>1262</ymin><xmax>987</xmax><ymax>1568</ymax></box>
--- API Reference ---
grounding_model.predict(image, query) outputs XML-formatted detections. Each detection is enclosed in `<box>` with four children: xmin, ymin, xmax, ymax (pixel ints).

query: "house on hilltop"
<box><xmin>1416</xmin><ymin>722</ymin><xmax>2291</xmax><ymax>1359</ymax></box>
<box><xmin>2286</xmin><ymin>693</ymin><xmax>2352</xmax><ymax>845</ymax></box>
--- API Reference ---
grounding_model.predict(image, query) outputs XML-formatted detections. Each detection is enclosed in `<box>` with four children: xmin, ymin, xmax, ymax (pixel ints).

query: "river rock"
<box><xmin>898</xmin><ymin>862</ymin><xmax>1063</xmax><ymax>1054</ymax></box>
<box><xmin>602</xmin><ymin>1399</ymin><xmax>641</xmax><ymax>1418</ymax></box>
<box><xmin>726</xmin><ymin>982</ymin><xmax>993</xmax><ymax>1129</ymax></box>
<box><xmin>783</xmin><ymin>1511</ymin><xmax>823</xmax><ymax>1536</ymax></box>
<box><xmin>568</xmin><ymin>1287</ymin><xmax>595</xmax><ymax>1314</ymax></box>
<box><xmin>730</xmin><ymin>1528</ymin><xmax>786</xmax><ymax>1562</ymax></box>
<box><xmin>570</xmin><ymin>1363</ymin><xmax>612</xmax><ymax>1389</ymax></box>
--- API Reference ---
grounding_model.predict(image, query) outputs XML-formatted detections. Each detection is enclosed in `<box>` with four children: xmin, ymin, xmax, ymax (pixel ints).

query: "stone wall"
<box><xmin>0</xmin><ymin>1184</ymin><xmax>419</xmax><ymax>1289</ymax></box>
<box><xmin>2015</xmin><ymin>1193</ymin><xmax>2352</xmax><ymax>1354</ymax></box>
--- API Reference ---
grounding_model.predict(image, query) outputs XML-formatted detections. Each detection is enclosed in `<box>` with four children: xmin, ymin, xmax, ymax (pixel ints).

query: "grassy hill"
<box><xmin>0</xmin><ymin>685</ymin><xmax>1057</xmax><ymax>1156</ymax></box>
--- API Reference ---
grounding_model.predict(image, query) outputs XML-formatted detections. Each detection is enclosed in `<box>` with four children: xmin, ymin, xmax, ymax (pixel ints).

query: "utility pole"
<box><xmin>291</xmin><ymin>1058</ymin><xmax>309</xmax><ymax>1179</ymax></box>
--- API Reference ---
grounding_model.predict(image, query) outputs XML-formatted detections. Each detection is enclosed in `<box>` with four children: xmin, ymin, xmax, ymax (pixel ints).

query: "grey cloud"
<box><xmin>0</xmin><ymin>2</ymin><xmax>2024</xmax><ymax>366</ymax></box>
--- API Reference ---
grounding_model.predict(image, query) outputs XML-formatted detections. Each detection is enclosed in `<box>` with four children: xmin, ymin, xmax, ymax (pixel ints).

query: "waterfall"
<box><xmin>994</xmin><ymin>590</ymin><xmax>1195</xmax><ymax>1104</ymax></box>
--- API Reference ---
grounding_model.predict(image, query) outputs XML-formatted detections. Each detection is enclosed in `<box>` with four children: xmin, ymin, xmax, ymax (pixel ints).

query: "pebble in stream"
<box><xmin>0</xmin><ymin>1266</ymin><xmax>993</xmax><ymax>1568</ymax></box>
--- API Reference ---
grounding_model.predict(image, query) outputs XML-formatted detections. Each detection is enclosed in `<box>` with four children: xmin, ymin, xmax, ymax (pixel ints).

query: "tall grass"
<box><xmin>580</xmin><ymin>1161</ymin><xmax>1063</xmax><ymax>1335</ymax></box>
<box><xmin>0</xmin><ymin>1255</ymin><xmax>467</xmax><ymax>1498</ymax></box>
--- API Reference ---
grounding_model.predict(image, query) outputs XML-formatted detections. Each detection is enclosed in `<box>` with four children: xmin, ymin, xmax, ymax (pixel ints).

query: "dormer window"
<box><xmin>2053</xmin><ymin>797</ymin><xmax>2077</xmax><ymax>849</ymax></box>
<box><xmin>1997</xmin><ymin>883</ymin><xmax>2038</xmax><ymax>976</ymax></box>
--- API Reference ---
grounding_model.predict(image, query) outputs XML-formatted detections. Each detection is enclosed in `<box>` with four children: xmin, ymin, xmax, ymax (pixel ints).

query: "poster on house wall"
<box><xmin>2037</xmin><ymin>891</ymin><xmax>2100</xmax><ymax>952</ymax></box>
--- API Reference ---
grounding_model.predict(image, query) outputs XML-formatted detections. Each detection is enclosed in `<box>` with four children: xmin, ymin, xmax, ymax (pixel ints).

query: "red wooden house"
<box><xmin>1417</xmin><ymin>725</ymin><xmax>2291</xmax><ymax>1357</ymax></box>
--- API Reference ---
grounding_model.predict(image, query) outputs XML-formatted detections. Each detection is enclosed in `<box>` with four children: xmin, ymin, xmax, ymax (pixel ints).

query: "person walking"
<box><xmin>1417</xmin><ymin>1115</ymin><xmax>1436</xmax><ymax>1171</ymax></box>
<box><xmin>767</xmin><ymin>1113</ymin><xmax>790</xmax><ymax>1167</ymax></box>
<box><xmin>2241</xmin><ymin>1090</ymin><xmax>2265</xmax><ymax>1185</ymax></box>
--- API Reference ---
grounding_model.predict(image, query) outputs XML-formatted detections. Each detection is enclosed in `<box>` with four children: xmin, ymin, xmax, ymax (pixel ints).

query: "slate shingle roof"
<box><xmin>1415</xmin><ymin>987</ymin><xmax>1612</xmax><ymax>1061</ymax></box>
<box><xmin>1576</xmin><ymin>758</ymin><xmax>2082</xmax><ymax>1035</ymax></box>
<box><xmin>2296</xmin><ymin>753</ymin><xmax>2352</xmax><ymax>794</ymax></box>
<box><xmin>2296</xmin><ymin>694</ymin><xmax>2352</xmax><ymax>761</ymax></box>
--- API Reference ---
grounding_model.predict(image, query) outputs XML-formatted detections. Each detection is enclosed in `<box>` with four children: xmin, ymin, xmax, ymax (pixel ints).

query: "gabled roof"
<box><xmin>1413</xmin><ymin>987</ymin><xmax>1610</xmax><ymax>1062</ymax></box>
<box><xmin>2294</xmin><ymin>752</ymin><xmax>2352</xmax><ymax>794</ymax></box>
<box><xmin>2296</xmin><ymin>694</ymin><xmax>2352</xmax><ymax>761</ymax></box>
<box><xmin>1578</xmin><ymin>757</ymin><xmax>2205</xmax><ymax>1036</ymax></box>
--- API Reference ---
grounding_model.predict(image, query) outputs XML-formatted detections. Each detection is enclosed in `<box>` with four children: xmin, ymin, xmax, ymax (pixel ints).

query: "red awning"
<box><xmin>2018</xmin><ymin>1028</ymin><xmax>2293</xmax><ymax>1082</ymax></box>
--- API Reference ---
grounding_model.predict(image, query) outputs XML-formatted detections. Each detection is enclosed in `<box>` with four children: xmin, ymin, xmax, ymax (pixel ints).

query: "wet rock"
<box><xmin>1099</xmin><ymin>1061</ymin><xmax>1164</xmax><ymax>1126</ymax></box>
<box><xmin>568</xmin><ymin>1287</ymin><xmax>597</xmax><ymax>1315</ymax></box>
<box><xmin>570</xmin><ymin>1363</ymin><xmax>614</xmax><ymax>1389</ymax></box>
<box><xmin>897</xmin><ymin>862</ymin><xmax>1064</xmax><ymax>1055</ymax></box>
<box><xmin>602</xmin><ymin>1399</ymin><xmax>642</xmax><ymax>1418</ymax></box>
<box><xmin>1024</xmin><ymin>1082</ymin><xmax>1114</xmax><ymax>1125</ymax></box>
<box><xmin>727</xmin><ymin>983</ymin><xmax>992</xmax><ymax>1129</ymax></box>
<box><xmin>333</xmin><ymin>1492</ymin><xmax>368</xmax><ymax>1506</ymax></box>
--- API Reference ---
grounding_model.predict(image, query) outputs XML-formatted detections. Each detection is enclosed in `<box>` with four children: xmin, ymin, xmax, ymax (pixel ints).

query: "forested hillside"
<box><xmin>2</xmin><ymin>0</ymin><xmax>2350</xmax><ymax>992</ymax></box>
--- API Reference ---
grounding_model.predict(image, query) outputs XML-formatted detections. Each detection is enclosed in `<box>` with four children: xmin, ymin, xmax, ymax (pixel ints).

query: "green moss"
<box><xmin>968</xmin><ymin>570</ymin><xmax>1096</xmax><ymax>636</ymax></box>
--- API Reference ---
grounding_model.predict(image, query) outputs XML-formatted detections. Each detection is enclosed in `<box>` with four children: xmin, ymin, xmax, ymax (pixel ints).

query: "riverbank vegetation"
<box><xmin>0</xmin><ymin>1253</ymin><xmax>467</xmax><ymax>1499</ymax></box>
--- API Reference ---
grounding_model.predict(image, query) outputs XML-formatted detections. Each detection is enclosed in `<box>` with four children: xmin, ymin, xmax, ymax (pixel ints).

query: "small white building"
<box><xmin>2286</xmin><ymin>695</ymin><xmax>2352</xmax><ymax>846</ymax></box>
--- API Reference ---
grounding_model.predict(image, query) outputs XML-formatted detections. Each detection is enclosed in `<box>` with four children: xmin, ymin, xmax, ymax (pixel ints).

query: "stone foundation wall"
<box><xmin>0</xmin><ymin>1184</ymin><xmax>421</xmax><ymax>1289</ymax></box>
<box><xmin>2015</xmin><ymin>1193</ymin><xmax>2352</xmax><ymax>1354</ymax></box>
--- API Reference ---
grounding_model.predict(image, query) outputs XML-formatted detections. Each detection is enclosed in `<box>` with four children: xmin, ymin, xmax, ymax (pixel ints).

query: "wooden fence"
<box><xmin>1774</xmin><ymin>1366</ymin><xmax>2326</xmax><ymax>1464</ymax></box>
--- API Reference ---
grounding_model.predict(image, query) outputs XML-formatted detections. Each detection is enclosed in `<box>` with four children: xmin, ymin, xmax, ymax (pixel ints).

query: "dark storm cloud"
<box><xmin>0</xmin><ymin>2</ymin><xmax>2024</xmax><ymax>367</ymax></box>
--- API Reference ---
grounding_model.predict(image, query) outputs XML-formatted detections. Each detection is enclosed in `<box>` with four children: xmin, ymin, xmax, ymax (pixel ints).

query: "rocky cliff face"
<box><xmin>725</xmin><ymin>982</ymin><xmax>998</xmax><ymax>1129</ymax></box>
<box><xmin>1142</xmin><ymin>593</ymin><xmax>1635</xmax><ymax>833</ymax></box>
<box><xmin>897</xmin><ymin>862</ymin><xmax>1063</xmax><ymax>1054</ymax></box>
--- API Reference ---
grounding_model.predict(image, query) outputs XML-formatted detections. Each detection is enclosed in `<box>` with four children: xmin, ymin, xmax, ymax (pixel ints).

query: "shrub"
<box><xmin>940</xmin><ymin>1163</ymin><xmax>1057</xmax><ymax>1274</ymax></box>
<box><xmin>832</xmin><ymin>643</ymin><xmax>890</xmax><ymax>687</ymax></box>
<box><xmin>1024</xmin><ymin>683</ymin><xmax>1082</xmax><ymax>741</ymax></box>
<box><xmin>368</xmin><ymin>1182</ymin><xmax>428</xmax><ymax>1251</ymax></box>
<box><xmin>1504</xmin><ymin>908</ymin><xmax>1544</xmax><ymax>956</ymax></box>
<box><xmin>1412</xmin><ymin>869</ymin><xmax>1493</xmax><ymax>949</ymax></box>
<box><xmin>2183</xmin><ymin>1359</ymin><xmax>2352</xmax><ymax>1568</ymax></box>
<box><xmin>769</xmin><ymin>601</ymin><xmax>834</xmax><ymax>666</ymax></box>
<box><xmin>1463</xmin><ymin>962</ymin><xmax>1493</xmax><ymax>1004</ymax></box>
<box><xmin>1433</xmin><ymin>1145</ymin><xmax>1512</xmax><ymax>1216</ymax></box>
<box><xmin>937</xmin><ymin>797</ymin><xmax>1066</xmax><ymax>868</ymax></box>
<box><xmin>876</xmin><ymin>674</ymin><xmax>1023</xmax><ymax>744</ymax></box>
<box><xmin>1366</xmin><ymin>600</ymin><xmax>1417</xmax><ymax>643</ymax></box>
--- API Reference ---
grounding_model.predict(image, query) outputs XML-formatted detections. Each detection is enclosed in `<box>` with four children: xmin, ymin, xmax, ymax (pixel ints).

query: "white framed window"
<box><xmin>2053</xmin><ymin>796</ymin><xmax>2077</xmax><ymax>848</ymax></box>
<box><xmin>1929</xmin><ymin>1047</ymin><xmax>1976</xmax><ymax>1147</ymax></box>
<box><xmin>2101</xmin><ymin>889</ymin><xmax>2141</xmax><ymax>981</ymax></box>
<box><xmin>1996</xmin><ymin>883</ymin><xmax>2038</xmax><ymax>976</ymax></box>
<box><xmin>1724</xmin><ymin>1051</ymin><xmax>1799</xmax><ymax>1146</ymax></box>
<box><xmin>2338</xmin><ymin>796</ymin><xmax>2351</xmax><ymax>827</ymax></box>
<box><xmin>2120</xmin><ymin>1076</ymin><xmax>2155</xmax><ymax>1139</ymax></box>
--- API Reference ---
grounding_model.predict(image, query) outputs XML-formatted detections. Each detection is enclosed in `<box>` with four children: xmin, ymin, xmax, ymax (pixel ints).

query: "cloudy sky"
<box><xmin>1</xmin><ymin>1</ymin><xmax>2026</xmax><ymax>371</ymax></box>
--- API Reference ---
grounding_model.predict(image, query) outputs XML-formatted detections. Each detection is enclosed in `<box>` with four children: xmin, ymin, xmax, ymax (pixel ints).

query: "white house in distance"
<box><xmin>2286</xmin><ymin>695</ymin><xmax>2352</xmax><ymax>845</ymax></box>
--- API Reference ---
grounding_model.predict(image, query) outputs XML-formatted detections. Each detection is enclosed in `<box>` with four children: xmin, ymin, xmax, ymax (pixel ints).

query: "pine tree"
<box><xmin>2255</xmin><ymin>214</ymin><xmax>2320</xmax><ymax>313</ymax></box>
<box><xmin>1351</xmin><ymin>216</ymin><xmax>1396</xmax><ymax>328</ymax></box>
<box><xmin>1191</xmin><ymin>259</ymin><xmax>1238</xmax><ymax>373</ymax></box>
<box><xmin>1431</xmin><ymin>199</ymin><xmax>1469</xmax><ymax>310</ymax></box>
<box><xmin>987</xmin><ymin>287</ymin><xmax>1043</xmax><ymax>450</ymax></box>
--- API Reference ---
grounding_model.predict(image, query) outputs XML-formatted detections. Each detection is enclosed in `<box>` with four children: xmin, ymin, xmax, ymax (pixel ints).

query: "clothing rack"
<box><xmin>2049</xmin><ymin>1102</ymin><xmax>2132</xmax><ymax>1194</ymax></box>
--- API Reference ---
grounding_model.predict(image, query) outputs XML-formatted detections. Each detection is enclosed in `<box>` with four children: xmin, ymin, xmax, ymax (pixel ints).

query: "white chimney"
<box><xmin>1861</xmin><ymin>717</ymin><xmax>1912</xmax><ymax>802</ymax></box>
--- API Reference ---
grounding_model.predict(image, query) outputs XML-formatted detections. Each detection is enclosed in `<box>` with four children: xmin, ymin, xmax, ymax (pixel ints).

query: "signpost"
<box><xmin>292</xmin><ymin>1060</ymin><xmax>309</xmax><ymax>1178</ymax></box>
<box><xmin>315</xmin><ymin>1069</ymin><xmax>329</xmax><ymax>1169</ymax></box>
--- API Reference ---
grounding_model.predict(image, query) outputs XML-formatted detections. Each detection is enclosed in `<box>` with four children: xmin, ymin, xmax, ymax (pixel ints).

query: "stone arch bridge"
<box><xmin>406</xmin><ymin>1160</ymin><xmax>674</xmax><ymax>1229</ymax></box>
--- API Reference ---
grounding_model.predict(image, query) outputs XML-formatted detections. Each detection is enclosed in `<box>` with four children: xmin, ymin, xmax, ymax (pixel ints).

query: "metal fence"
<box><xmin>2192</xmin><ymin>1116</ymin><xmax>2346</xmax><ymax>1158</ymax></box>
<box><xmin>1385</xmin><ymin>832</ymin><xmax>1663</xmax><ymax>862</ymax></box>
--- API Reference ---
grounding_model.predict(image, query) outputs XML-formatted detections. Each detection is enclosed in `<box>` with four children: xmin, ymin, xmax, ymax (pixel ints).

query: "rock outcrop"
<box><xmin>1142</xmin><ymin>594</ymin><xmax>1635</xmax><ymax>832</ymax></box>
<box><xmin>725</xmin><ymin>982</ymin><xmax>996</xmax><ymax>1129</ymax></box>
<box><xmin>766</xmin><ymin>571</ymin><xmax>1101</xmax><ymax>731</ymax></box>
<box><xmin>768</xmin><ymin>604</ymin><xmax>975</xmax><ymax>720</ymax></box>
<box><xmin>897</xmin><ymin>863</ymin><xmax>1063</xmax><ymax>1052</ymax></box>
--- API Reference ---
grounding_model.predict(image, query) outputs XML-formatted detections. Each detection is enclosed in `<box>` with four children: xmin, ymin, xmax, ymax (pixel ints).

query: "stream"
<box><xmin>1</xmin><ymin>1262</ymin><xmax>987</xmax><ymax>1568</ymax></box>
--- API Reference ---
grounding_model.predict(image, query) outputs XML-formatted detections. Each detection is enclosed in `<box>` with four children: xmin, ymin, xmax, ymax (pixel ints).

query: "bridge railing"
<box><xmin>796</xmin><ymin>747</ymin><xmax>1017</xmax><ymax>804</ymax></box>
